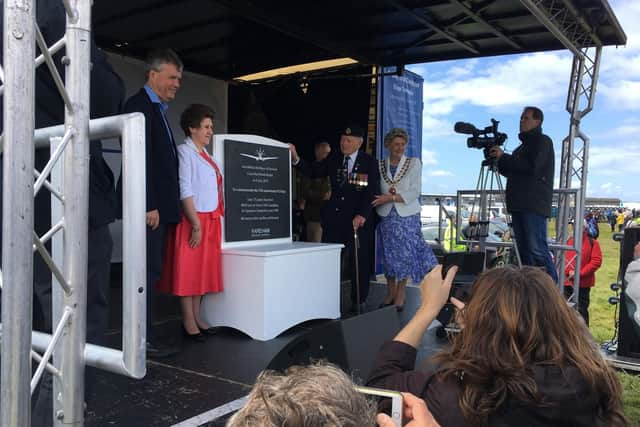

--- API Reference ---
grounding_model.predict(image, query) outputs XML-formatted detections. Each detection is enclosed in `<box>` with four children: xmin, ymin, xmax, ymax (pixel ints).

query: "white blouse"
<box><xmin>177</xmin><ymin>138</ymin><xmax>223</xmax><ymax>213</ymax></box>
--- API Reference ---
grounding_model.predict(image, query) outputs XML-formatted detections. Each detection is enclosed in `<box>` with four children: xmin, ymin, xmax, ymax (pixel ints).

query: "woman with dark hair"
<box><xmin>367</xmin><ymin>265</ymin><xmax>627</xmax><ymax>426</ymax></box>
<box><xmin>373</xmin><ymin>128</ymin><xmax>437</xmax><ymax>311</ymax></box>
<box><xmin>158</xmin><ymin>104</ymin><xmax>223</xmax><ymax>341</ymax></box>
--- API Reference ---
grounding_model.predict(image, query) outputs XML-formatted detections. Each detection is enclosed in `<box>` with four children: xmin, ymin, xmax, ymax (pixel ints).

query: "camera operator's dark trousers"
<box><xmin>511</xmin><ymin>211</ymin><xmax>558</xmax><ymax>283</ymax></box>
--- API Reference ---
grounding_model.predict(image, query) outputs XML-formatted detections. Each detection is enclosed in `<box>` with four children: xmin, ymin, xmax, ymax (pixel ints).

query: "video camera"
<box><xmin>454</xmin><ymin>119</ymin><xmax>508</xmax><ymax>162</ymax></box>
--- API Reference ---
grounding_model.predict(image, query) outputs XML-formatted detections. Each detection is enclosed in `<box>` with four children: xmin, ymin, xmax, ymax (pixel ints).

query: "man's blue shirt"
<box><xmin>144</xmin><ymin>84</ymin><xmax>174</xmax><ymax>146</ymax></box>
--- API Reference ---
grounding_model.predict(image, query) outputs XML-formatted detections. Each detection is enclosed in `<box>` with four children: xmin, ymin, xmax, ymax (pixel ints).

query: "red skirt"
<box><xmin>157</xmin><ymin>211</ymin><xmax>223</xmax><ymax>296</ymax></box>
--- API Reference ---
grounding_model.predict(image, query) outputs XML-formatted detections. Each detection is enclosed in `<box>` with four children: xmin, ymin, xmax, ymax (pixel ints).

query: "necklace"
<box><xmin>379</xmin><ymin>157</ymin><xmax>412</xmax><ymax>194</ymax></box>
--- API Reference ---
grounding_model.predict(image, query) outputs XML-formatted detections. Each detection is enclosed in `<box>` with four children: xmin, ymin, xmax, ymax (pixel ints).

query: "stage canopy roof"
<box><xmin>94</xmin><ymin>0</ymin><xmax>627</xmax><ymax>80</ymax></box>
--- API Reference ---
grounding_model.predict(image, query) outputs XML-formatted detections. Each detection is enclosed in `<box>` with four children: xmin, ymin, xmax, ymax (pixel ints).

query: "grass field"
<box><xmin>550</xmin><ymin>220</ymin><xmax>640</xmax><ymax>424</ymax></box>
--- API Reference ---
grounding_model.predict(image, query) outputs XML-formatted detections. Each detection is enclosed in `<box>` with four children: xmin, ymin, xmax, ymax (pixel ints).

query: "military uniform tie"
<box><xmin>341</xmin><ymin>155</ymin><xmax>349</xmax><ymax>185</ymax></box>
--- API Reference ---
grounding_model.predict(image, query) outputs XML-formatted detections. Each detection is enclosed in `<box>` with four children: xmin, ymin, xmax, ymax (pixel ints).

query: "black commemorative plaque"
<box><xmin>223</xmin><ymin>139</ymin><xmax>290</xmax><ymax>242</ymax></box>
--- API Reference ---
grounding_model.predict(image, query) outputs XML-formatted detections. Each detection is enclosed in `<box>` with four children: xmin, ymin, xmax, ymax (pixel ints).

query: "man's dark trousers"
<box><xmin>146</xmin><ymin>223</ymin><xmax>166</xmax><ymax>342</ymax></box>
<box><xmin>511</xmin><ymin>211</ymin><xmax>558</xmax><ymax>282</ymax></box>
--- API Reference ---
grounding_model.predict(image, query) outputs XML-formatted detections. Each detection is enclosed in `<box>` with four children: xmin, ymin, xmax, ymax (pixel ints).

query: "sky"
<box><xmin>407</xmin><ymin>0</ymin><xmax>639</xmax><ymax>204</ymax></box>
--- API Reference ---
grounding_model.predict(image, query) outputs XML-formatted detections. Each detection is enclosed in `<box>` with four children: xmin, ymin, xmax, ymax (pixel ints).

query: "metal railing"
<box><xmin>30</xmin><ymin>114</ymin><xmax>147</xmax><ymax>379</ymax></box>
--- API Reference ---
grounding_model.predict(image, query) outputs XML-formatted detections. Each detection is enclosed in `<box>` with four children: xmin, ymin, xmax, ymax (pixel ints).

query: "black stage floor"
<box><xmin>85</xmin><ymin>277</ymin><xmax>447</xmax><ymax>426</ymax></box>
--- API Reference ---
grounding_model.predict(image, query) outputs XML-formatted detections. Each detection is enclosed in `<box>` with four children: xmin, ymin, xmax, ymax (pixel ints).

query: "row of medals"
<box><xmin>337</xmin><ymin>168</ymin><xmax>369</xmax><ymax>187</ymax></box>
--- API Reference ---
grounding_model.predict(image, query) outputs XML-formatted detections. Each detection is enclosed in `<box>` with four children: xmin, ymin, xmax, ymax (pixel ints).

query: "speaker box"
<box><xmin>266</xmin><ymin>306</ymin><xmax>400</xmax><ymax>382</ymax></box>
<box><xmin>266</xmin><ymin>320</ymin><xmax>349</xmax><ymax>372</ymax></box>
<box><xmin>341</xmin><ymin>305</ymin><xmax>400</xmax><ymax>381</ymax></box>
<box><xmin>619</xmin><ymin>227</ymin><xmax>640</xmax><ymax>358</ymax></box>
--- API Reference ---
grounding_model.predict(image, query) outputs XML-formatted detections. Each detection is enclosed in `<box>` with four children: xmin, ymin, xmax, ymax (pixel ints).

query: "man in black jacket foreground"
<box><xmin>489</xmin><ymin>106</ymin><xmax>558</xmax><ymax>282</ymax></box>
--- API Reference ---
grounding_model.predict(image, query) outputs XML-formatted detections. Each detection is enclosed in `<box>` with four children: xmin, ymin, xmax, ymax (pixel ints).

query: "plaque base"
<box><xmin>201</xmin><ymin>242</ymin><xmax>344</xmax><ymax>341</ymax></box>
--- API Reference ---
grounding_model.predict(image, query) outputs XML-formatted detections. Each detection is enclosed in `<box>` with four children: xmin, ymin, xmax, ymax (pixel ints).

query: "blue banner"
<box><xmin>377</xmin><ymin>67</ymin><xmax>424</xmax><ymax>159</ymax></box>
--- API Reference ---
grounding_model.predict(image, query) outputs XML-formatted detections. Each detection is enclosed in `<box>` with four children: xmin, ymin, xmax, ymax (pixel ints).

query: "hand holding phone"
<box><xmin>376</xmin><ymin>392</ymin><xmax>441</xmax><ymax>427</ymax></box>
<box><xmin>356</xmin><ymin>386</ymin><xmax>403</xmax><ymax>427</ymax></box>
<box><xmin>419</xmin><ymin>265</ymin><xmax>457</xmax><ymax>317</ymax></box>
<box><xmin>441</xmin><ymin>252</ymin><xmax>485</xmax><ymax>280</ymax></box>
<box><xmin>441</xmin><ymin>254</ymin><xmax>460</xmax><ymax>280</ymax></box>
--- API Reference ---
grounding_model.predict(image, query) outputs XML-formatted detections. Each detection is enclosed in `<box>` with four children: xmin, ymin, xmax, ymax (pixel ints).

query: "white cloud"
<box><xmin>601</xmin><ymin>48</ymin><xmax>640</xmax><ymax>80</ymax></box>
<box><xmin>591</xmin><ymin>182</ymin><xmax>624</xmax><ymax>198</ymax></box>
<box><xmin>600</xmin><ymin>183</ymin><xmax>613</xmax><ymax>191</ymax></box>
<box><xmin>597</xmin><ymin>1</ymin><xmax>640</xmax><ymax>109</ymax></box>
<box><xmin>588</xmin><ymin>143</ymin><xmax>640</xmax><ymax>175</ymax></box>
<box><xmin>600</xmin><ymin>182</ymin><xmax>622</xmax><ymax>193</ymax></box>
<box><xmin>599</xmin><ymin>80</ymin><xmax>640</xmax><ymax>110</ymax></box>
<box><xmin>423</xmin><ymin>96</ymin><xmax>457</xmax><ymax>116</ymax></box>
<box><xmin>581</xmin><ymin>140</ymin><xmax>640</xmax><ymax>197</ymax></box>
<box><xmin>420</xmin><ymin>52</ymin><xmax>571</xmax><ymax>117</ymax></box>
<box><xmin>591</xmin><ymin>119</ymin><xmax>640</xmax><ymax>139</ymax></box>
<box><xmin>422</xmin><ymin>114</ymin><xmax>454</xmax><ymax>137</ymax></box>
<box><xmin>553</xmin><ymin>177</ymin><xmax>583</xmax><ymax>191</ymax></box>
<box><xmin>608</xmin><ymin>1</ymin><xmax>640</xmax><ymax>52</ymax></box>
<box><xmin>447</xmin><ymin>65</ymin><xmax>475</xmax><ymax>79</ymax></box>
<box><xmin>426</xmin><ymin>169</ymin><xmax>454</xmax><ymax>177</ymax></box>
<box><xmin>421</xmin><ymin>148</ymin><xmax>438</xmax><ymax>165</ymax></box>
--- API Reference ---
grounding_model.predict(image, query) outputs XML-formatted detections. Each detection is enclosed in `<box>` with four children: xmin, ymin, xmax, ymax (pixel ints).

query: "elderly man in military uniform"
<box><xmin>289</xmin><ymin>125</ymin><xmax>379</xmax><ymax>313</ymax></box>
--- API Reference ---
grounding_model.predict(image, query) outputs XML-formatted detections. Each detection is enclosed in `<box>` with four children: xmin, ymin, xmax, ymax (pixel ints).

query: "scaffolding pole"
<box><xmin>51</xmin><ymin>0</ymin><xmax>92</xmax><ymax>423</ymax></box>
<box><xmin>557</xmin><ymin>46</ymin><xmax>601</xmax><ymax>302</ymax></box>
<box><xmin>520</xmin><ymin>0</ymin><xmax>602</xmax><ymax>297</ymax></box>
<box><xmin>1</xmin><ymin>1</ymin><xmax>36</xmax><ymax>426</ymax></box>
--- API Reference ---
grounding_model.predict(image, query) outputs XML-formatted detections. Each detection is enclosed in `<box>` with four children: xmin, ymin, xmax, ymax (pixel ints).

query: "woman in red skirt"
<box><xmin>158</xmin><ymin>104</ymin><xmax>223</xmax><ymax>341</ymax></box>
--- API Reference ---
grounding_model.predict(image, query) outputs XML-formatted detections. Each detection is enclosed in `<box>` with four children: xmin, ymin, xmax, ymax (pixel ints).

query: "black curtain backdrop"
<box><xmin>229</xmin><ymin>66</ymin><xmax>373</xmax><ymax>163</ymax></box>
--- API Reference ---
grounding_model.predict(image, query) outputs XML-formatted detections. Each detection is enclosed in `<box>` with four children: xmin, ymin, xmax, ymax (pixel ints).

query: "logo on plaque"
<box><xmin>239</xmin><ymin>147</ymin><xmax>279</xmax><ymax>162</ymax></box>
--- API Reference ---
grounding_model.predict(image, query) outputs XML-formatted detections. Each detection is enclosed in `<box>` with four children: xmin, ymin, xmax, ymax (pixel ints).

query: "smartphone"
<box><xmin>441</xmin><ymin>251</ymin><xmax>485</xmax><ymax>281</ymax></box>
<box><xmin>355</xmin><ymin>386</ymin><xmax>403</xmax><ymax>427</ymax></box>
<box><xmin>437</xmin><ymin>252</ymin><xmax>483</xmax><ymax>327</ymax></box>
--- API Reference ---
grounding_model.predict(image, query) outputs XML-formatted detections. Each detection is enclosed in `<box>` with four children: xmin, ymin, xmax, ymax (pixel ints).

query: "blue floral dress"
<box><xmin>378</xmin><ymin>164</ymin><xmax>438</xmax><ymax>282</ymax></box>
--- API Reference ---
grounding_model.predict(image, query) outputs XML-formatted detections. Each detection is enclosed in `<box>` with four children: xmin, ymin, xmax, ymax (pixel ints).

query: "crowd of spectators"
<box><xmin>590</xmin><ymin>207</ymin><xmax>640</xmax><ymax>231</ymax></box>
<box><xmin>228</xmin><ymin>263</ymin><xmax>627</xmax><ymax>426</ymax></box>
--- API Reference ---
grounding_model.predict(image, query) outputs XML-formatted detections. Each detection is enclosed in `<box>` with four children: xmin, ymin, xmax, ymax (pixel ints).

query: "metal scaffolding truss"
<box><xmin>520</xmin><ymin>0</ymin><xmax>603</xmax><ymax>298</ymax></box>
<box><xmin>522</xmin><ymin>0</ymin><xmax>602</xmax><ymax>56</ymax></box>
<box><xmin>1</xmin><ymin>1</ymin><xmax>146</xmax><ymax>425</ymax></box>
<box><xmin>557</xmin><ymin>45</ymin><xmax>602</xmax><ymax>302</ymax></box>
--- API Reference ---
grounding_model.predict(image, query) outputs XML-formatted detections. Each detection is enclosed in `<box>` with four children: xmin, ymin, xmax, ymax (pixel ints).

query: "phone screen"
<box><xmin>441</xmin><ymin>252</ymin><xmax>485</xmax><ymax>280</ymax></box>
<box><xmin>371</xmin><ymin>395</ymin><xmax>393</xmax><ymax>416</ymax></box>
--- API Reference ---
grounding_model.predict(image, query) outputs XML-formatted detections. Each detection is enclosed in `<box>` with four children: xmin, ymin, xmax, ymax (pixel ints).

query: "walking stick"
<box><xmin>353</xmin><ymin>226</ymin><xmax>361</xmax><ymax>315</ymax></box>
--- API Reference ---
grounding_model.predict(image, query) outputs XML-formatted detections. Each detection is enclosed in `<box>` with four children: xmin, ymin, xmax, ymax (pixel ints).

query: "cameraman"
<box><xmin>489</xmin><ymin>106</ymin><xmax>557</xmax><ymax>282</ymax></box>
